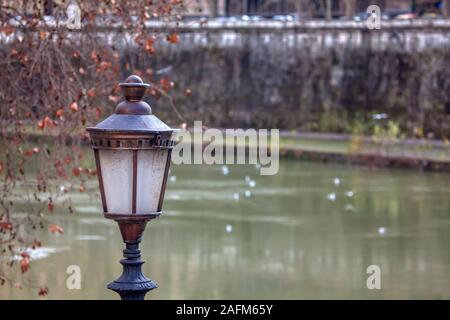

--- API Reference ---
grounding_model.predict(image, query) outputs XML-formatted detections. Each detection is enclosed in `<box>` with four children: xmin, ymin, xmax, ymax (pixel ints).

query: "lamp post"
<box><xmin>87</xmin><ymin>75</ymin><xmax>175</xmax><ymax>300</ymax></box>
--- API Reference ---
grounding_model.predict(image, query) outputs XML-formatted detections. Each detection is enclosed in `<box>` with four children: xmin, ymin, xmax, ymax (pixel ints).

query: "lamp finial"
<box><xmin>115</xmin><ymin>75</ymin><xmax>152</xmax><ymax>115</ymax></box>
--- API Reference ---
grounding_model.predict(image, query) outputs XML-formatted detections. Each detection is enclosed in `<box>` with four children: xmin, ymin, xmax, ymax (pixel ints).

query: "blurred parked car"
<box><xmin>241</xmin><ymin>15</ymin><xmax>264</xmax><ymax>22</ymax></box>
<box><xmin>382</xmin><ymin>9</ymin><xmax>415</xmax><ymax>20</ymax></box>
<box><xmin>353</xmin><ymin>11</ymin><xmax>370</xmax><ymax>21</ymax></box>
<box><xmin>213</xmin><ymin>16</ymin><xmax>240</xmax><ymax>23</ymax></box>
<box><xmin>420</xmin><ymin>12</ymin><xmax>444</xmax><ymax>19</ymax></box>
<box><xmin>395</xmin><ymin>12</ymin><xmax>417</xmax><ymax>19</ymax></box>
<box><xmin>271</xmin><ymin>14</ymin><xmax>297</xmax><ymax>22</ymax></box>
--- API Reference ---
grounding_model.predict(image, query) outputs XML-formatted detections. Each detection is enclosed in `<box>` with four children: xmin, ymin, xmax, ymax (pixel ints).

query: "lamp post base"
<box><xmin>107</xmin><ymin>240</ymin><xmax>157</xmax><ymax>300</ymax></box>
<box><xmin>105</xmin><ymin>213</ymin><xmax>161</xmax><ymax>300</ymax></box>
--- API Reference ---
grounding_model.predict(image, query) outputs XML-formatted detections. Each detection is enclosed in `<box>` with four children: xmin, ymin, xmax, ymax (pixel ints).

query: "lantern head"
<box><xmin>87</xmin><ymin>75</ymin><xmax>175</xmax><ymax>219</ymax></box>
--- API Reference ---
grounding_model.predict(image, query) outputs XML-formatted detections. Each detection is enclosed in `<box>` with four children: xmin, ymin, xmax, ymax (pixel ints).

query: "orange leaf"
<box><xmin>91</xmin><ymin>50</ymin><xmax>98</xmax><ymax>61</ymax></box>
<box><xmin>72</xmin><ymin>167</ymin><xmax>81</xmax><ymax>176</ymax></box>
<box><xmin>0</xmin><ymin>222</ymin><xmax>12</xmax><ymax>230</ymax></box>
<box><xmin>43</xmin><ymin>116</ymin><xmax>55</xmax><ymax>129</ymax></box>
<box><xmin>38</xmin><ymin>287</ymin><xmax>48</xmax><ymax>296</ymax></box>
<box><xmin>47</xmin><ymin>202</ymin><xmax>54</xmax><ymax>213</ymax></box>
<box><xmin>20</xmin><ymin>257</ymin><xmax>30</xmax><ymax>273</ymax></box>
<box><xmin>49</xmin><ymin>224</ymin><xmax>64</xmax><ymax>234</ymax></box>
<box><xmin>39</xmin><ymin>31</ymin><xmax>47</xmax><ymax>40</ymax></box>
<box><xmin>24</xmin><ymin>149</ymin><xmax>34</xmax><ymax>157</ymax></box>
<box><xmin>159</xmin><ymin>77</ymin><xmax>172</xmax><ymax>92</ymax></box>
<box><xmin>166</xmin><ymin>33</ymin><xmax>179</xmax><ymax>44</ymax></box>
<box><xmin>98</xmin><ymin>61</ymin><xmax>112</xmax><ymax>72</ymax></box>
<box><xmin>145</xmin><ymin>37</ymin><xmax>156</xmax><ymax>55</ymax></box>
<box><xmin>145</xmin><ymin>36</ymin><xmax>154</xmax><ymax>48</ymax></box>
<box><xmin>87</xmin><ymin>88</ymin><xmax>96</xmax><ymax>97</ymax></box>
<box><xmin>70</xmin><ymin>102</ymin><xmax>78</xmax><ymax>112</ymax></box>
<box><xmin>56</xmin><ymin>108</ymin><xmax>64</xmax><ymax>118</ymax></box>
<box><xmin>145</xmin><ymin>45</ymin><xmax>156</xmax><ymax>55</ymax></box>
<box><xmin>2</xmin><ymin>26</ymin><xmax>14</xmax><ymax>36</ymax></box>
<box><xmin>64</xmin><ymin>155</ymin><xmax>72</xmax><ymax>164</ymax></box>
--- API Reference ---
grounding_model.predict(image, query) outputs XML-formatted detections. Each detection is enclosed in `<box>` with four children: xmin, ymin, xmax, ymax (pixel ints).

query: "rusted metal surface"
<box><xmin>104</xmin><ymin>213</ymin><xmax>160</xmax><ymax>242</ymax></box>
<box><xmin>132</xmin><ymin>150</ymin><xmax>138</xmax><ymax>214</ymax></box>
<box><xmin>158</xmin><ymin>149</ymin><xmax>172</xmax><ymax>212</ymax></box>
<box><xmin>94</xmin><ymin>149</ymin><xmax>107</xmax><ymax>213</ymax></box>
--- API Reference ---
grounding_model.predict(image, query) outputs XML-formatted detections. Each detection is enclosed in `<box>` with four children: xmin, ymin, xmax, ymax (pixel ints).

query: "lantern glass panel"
<box><xmin>136</xmin><ymin>150</ymin><xmax>168</xmax><ymax>214</ymax></box>
<box><xmin>99</xmin><ymin>149</ymin><xmax>133</xmax><ymax>214</ymax></box>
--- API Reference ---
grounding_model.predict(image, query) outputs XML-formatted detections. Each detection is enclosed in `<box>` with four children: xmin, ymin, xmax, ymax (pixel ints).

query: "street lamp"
<box><xmin>87</xmin><ymin>75</ymin><xmax>176</xmax><ymax>300</ymax></box>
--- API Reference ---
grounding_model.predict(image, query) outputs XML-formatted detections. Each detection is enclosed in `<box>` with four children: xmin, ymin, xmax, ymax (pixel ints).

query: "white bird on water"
<box><xmin>221</xmin><ymin>165</ymin><xmax>229</xmax><ymax>176</ymax></box>
<box><xmin>327</xmin><ymin>193</ymin><xmax>336</xmax><ymax>201</ymax></box>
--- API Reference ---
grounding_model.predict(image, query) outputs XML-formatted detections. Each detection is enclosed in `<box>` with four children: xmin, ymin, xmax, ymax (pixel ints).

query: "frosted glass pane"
<box><xmin>136</xmin><ymin>150</ymin><xmax>168</xmax><ymax>214</ymax></box>
<box><xmin>99</xmin><ymin>150</ymin><xmax>133</xmax><ymax>214</ymax></box>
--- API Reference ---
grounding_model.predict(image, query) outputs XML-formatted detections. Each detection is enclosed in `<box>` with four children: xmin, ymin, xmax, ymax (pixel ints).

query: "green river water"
<box><xmin>2</xmin><ymin>160</ymin><xmax>450</xmax><ymax>299</ymax></box>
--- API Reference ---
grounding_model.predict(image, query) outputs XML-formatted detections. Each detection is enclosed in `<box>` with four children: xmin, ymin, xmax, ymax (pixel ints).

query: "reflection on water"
<box><xmin>1</xmin><ymin>160</ymin><xmax>450</xmax><ymax>299</ymax></box>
